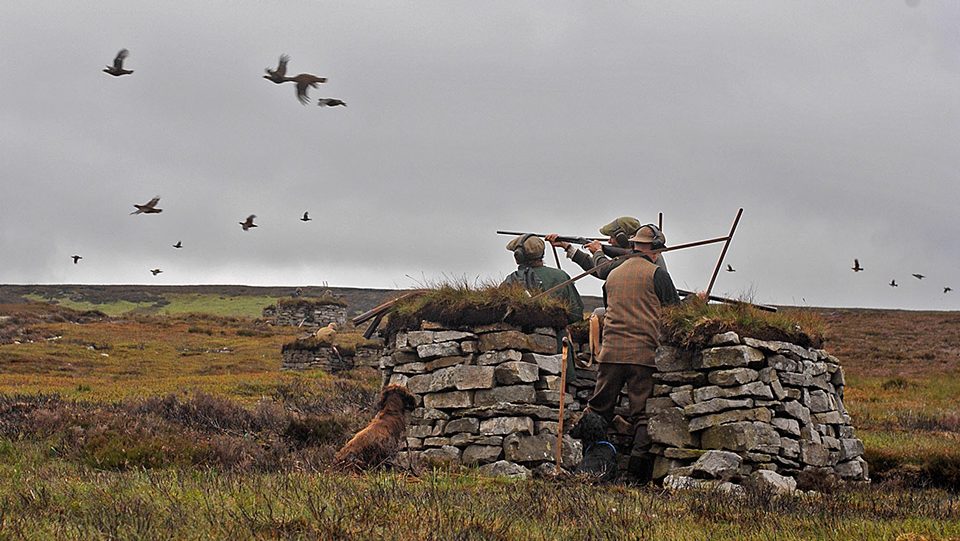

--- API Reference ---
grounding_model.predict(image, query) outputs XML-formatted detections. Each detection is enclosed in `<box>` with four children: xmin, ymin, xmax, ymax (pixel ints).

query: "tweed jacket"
<box><xmin>597</xmin><ymin>256</ymin><xmax>676</xmax><ymax>367</ymax></box>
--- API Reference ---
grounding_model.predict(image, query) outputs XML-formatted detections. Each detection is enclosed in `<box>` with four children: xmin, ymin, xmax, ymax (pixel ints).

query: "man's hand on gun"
<box><xmin>584</xmin><ymin>240</ymin><xmax>603</xmax><ymax>254</ymax></box>
<box><xmin>544</xmin><ymin>234</ymin><xmax>610</xmax><ymax>256</ymax></box>
<box><xmin>544</xmin><ymin>233</ymin><xmax>570</xmax><ymax>250</ymax></box>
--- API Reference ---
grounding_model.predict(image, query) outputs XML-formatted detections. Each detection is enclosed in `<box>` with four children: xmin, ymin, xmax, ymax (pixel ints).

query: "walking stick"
<box><xmin>705</xmin><ymin>208</ymin><xmax>743</xmax><ymax>298</ymax></box>
<box><xmin>556</xmin><ymin>335</ymin><xmax>571</xmax><ymax>474</ymax></box>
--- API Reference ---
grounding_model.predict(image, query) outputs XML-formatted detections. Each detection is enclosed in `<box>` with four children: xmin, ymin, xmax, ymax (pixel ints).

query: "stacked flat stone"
<box><xmin>382</xmin><ymin>322</ymin><xmax>583</xmax><ymax>478</ymax></box>
<box><xmin>281</xmin><ymin>340</ymin><xmax>382</xmax><ymax>372</ymax></box>
<box><xmin>646</xmin><ymin>332</ymin><xmax>868</xmax><ymax>489</ymax></box>
<box><xmin>263</xmin><ymin>303</ymin><xmax>347</xmax><ymax>329</ymax></box>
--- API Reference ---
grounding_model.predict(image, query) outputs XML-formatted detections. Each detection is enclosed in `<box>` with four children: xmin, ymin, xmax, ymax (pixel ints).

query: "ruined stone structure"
<box><xmin>262</xmin><ymin>298</ymin><xmax>347</xmax><ymax>330</ymax></box>
<box><xmin>381</xmin><ymin>319</ymin><xmax>868</xmax><ymax>489</ymax></box>
<box><xmin>282</xmin><ymin>338</ymin><xmax>383</xmax><ymax>372</ymax></box>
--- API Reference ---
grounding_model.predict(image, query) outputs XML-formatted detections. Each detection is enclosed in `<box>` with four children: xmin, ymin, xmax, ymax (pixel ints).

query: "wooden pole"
<box><xmin>352</xmin><ymin>290</ymin><xmax>425</xmax><ymax>326</ymax></box>
<box><xmin>705</xmin><ymin>208</ymin><xmax>743</xmax><ymax>298</ymax></box>
<box><xmin>556</xmin><ymin>335</ymin><xmax>571</xmax><ymax>474</ymax></box>
<box><xmin>677</xmin><ymin>288</ymin><xmax>777</xmax><ymax>312</ymax></box>
<box><xmin>658</xmin><ymin>212</ymin><xmax>663</xmax><ymax>231</ymax></box>
<box><xmin>363</xmin><ymin>312</ymin><xmax>385</xmax><ymax>339</ymax></box>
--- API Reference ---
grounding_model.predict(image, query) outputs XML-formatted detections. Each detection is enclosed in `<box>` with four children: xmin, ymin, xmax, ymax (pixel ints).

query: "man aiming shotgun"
<box><xmin>500</xmin><ymin>213</ymin><xmax>776</xmax><ymax>312</ymax></box>
<box><xmin>500</xmin><ymin>216</ymin><xmax>668</xmax><ymax>280</ymax></box>
<box><xmin>500</xmin><ymin>234</ymin><xmax>584</xmax><ymax>325</ymax></box>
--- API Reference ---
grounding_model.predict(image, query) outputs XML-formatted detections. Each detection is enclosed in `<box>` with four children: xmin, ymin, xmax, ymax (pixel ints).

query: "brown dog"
<box><xmin>334</xmin><ymin>384</ymin><xmax>417</xmax><ymax>470</ymax></box>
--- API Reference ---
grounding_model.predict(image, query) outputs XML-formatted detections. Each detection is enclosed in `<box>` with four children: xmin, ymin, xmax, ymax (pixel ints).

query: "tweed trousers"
<box><xmin>585</xmin><ymin>363</ymin><xmax>656</xmax><ymax>454</ymax></box>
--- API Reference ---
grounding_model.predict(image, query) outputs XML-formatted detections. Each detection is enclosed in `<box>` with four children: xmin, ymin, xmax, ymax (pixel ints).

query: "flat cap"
<box><xmin>506</xmin><ymin>235</ymin><xmax>545</xmax><ymax>260</ymax></box>
<box><xmin>599</xmin><ymin>217</ymin><xmax>641</xmax><ymax>237</ymax></box>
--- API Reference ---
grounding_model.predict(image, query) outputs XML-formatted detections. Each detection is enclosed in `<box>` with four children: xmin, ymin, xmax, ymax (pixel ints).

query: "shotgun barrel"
<box><xmin>496</xmin><ymin>230</ymin><xmax>627</xmax><ymax>258</ymax></box>
<box><xmin>496</xmin><ymin>230</ymin><xmax>606</xmax><ymax>245</ymax></box>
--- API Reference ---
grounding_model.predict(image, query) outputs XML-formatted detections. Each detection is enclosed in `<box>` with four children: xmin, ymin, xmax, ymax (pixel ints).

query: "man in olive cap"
<box><xmin>586</xmin><ymin>224</ymin><xmax>680</xmax><ymax>482</ymax></box>
<box><xmin>501</xmin><ymin>234</ymin><xmax>584</xmax><ymax>324</ymax></box>
<box><xmin>545</xmin><ymin>216</ymin><xmax>667</xmax><ymax>281</ymax></box>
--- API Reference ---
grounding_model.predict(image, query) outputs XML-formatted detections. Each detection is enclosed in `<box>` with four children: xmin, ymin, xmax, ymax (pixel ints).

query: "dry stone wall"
<box><xmin>263</xmin><ymin>303</ymin><xmax>347</xmax><ymax>329</ymax></box>
<box><xmin>647</xmin><ymin>332</ymin><xmax>868</xmax><ymax>491</ymax></box>
<box><xmin>381</xmin><ymin>323</ymin><xmax>583</xmax><ymax>478</ymax></box>
<box><xmin>380</xmin><ymin>320</ymin><xmax>866</xmax><ymax>488</ymax></box>
<box><xmin>282</xmin><ymin>341</ymin><xmax>382</xmax><ymax>372</ymax></box>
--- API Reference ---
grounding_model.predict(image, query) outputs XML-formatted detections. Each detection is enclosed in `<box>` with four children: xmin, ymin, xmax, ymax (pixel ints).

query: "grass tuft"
<box><xmin>283</xmin><ymin>332</ymin><xmax>381</xmax><ymax>356</ymax></box>
<box><xmin>881</xmin><ymin>377</ymin><xmax>912</xmax><ymax>391</ymax></box>
<box><xmin>383</xmin><ymin>281</ymin><xmax>572</xmax><ymax>334</ymax></box>
<box><xmin>662</xmin><ymin>297</ymin><xmax>826</xmax><ymax>349</ymax></box>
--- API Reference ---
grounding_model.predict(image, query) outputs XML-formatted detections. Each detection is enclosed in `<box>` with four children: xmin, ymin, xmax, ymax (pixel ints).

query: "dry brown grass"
<box><xmin>3</xmin><ymin>297</ymin><xmax>960</xmax><ymax>491</ymax></box>
<box><xmin>0</xmin><ymin>389</ymin><xmax>375</xmax><ymax>472</ymax></box>
<box><xmin>811</xmin><ymin>308</ymin><xmax>960</xmax><ymax>378</ymax></box>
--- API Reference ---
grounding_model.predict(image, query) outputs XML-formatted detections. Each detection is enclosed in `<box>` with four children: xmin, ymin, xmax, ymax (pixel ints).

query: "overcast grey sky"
<box><xmin>1</xmin><ymin>1</ymin><xmax>957</xmax><ymax>310</ymax></box>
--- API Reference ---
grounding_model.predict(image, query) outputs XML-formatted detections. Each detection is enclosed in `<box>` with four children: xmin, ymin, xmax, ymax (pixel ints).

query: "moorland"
<box><xmin>0</xmin><ymin>285</ymin><xmax>958</xmax><ymax>540</ymax></box>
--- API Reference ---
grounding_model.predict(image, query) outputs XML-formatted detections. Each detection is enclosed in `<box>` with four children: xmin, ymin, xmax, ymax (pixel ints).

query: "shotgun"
<box><xmin>496</xmin><ymin>230</ymin><xmax>629</xmax><ymax>258</ymax></box>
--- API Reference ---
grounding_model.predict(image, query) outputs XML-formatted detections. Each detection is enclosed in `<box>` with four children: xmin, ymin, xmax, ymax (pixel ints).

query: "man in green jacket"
<box><xmin>501</xmin><ymin>234</ymin><xmax>584</xmax><ymax>324</ymax></box>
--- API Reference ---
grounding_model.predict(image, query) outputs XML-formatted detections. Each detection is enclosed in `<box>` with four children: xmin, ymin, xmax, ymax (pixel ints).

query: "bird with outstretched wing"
<box><xmin>103</xmin><ymin>49</ymin><xmax>133</xmax><ymax>76</ymax></box>
<box><xmin>289</xmin><ymin>73</ymin><xmax>328</xmax><ymax>105</ymax></box>
<box><xmin>240</xmin><ymin>215</ymin><xmax>258</xmax><ymax>231</ymax></box>
<box><xmin>263</xmin><ymin>54</ymin><xmax>290</xmax><ymax>84</ymax></box>
<box><xmin>131</xmin><ymin>196</ymin><xmax>162</xmax><ymax>215</ymax></box>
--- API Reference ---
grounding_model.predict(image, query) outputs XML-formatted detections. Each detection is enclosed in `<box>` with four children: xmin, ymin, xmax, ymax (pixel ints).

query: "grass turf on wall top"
<box><xmin>383</xmin><ymin>283</ymin><xmax>572</xmax><ymax>334</ymax></box>
<box><xmin>282</xmin><ymin>333</ymin><xmax>382</xmax><ymax>356</ymax></box>
<box><xmin>662</xmin><ymin>297</ymin><xmax>826</xmax><ymax>349</ymax></box>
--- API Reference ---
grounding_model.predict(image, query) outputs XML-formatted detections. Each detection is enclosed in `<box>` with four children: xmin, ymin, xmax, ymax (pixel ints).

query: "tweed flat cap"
<box><xmin>506</xmin><ymin>235</ymin><xmax>545</xmax><ymax>260</ymax></box>
<box><xmin>599</xmin><ymin>217</ymin><xmax>641</xmax><ymax>237</ymax></box>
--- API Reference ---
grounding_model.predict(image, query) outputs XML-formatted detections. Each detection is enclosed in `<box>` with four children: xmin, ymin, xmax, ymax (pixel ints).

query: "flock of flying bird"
<box><xmin>850</xmin><ymin>259</ymin><xmax>952</xmax><ymax>295</ymax></box>
<box><xmin>69</xmin><ymin>50</ymin><xmax>332</xmax><ymax>276</ymax></box>
<box><xmin>720</xmin><ymin>261</ymin><xmax>950</xmax><ymax>296</ymax></box>
<box><xmin>77</xmin><ymin>50</ymin><xmax>957</xmax><ymax>300</ymax></box>
<box><xmin>104</xmin><ymin>49</ymin><xmax>346</xmax><ymax>106</ymax></box>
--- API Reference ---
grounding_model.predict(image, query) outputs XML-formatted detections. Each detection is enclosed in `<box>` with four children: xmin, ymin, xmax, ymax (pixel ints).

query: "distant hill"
<box><xmin>0</xmin><ymin>284</ymin><xmax>605</xmax><ymax>316</ymax></box>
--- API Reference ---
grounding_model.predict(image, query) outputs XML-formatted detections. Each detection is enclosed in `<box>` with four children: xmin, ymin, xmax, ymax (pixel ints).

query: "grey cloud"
<box><xmin>0</xmin><ymin>1</ymin><xmax>957</xmax><ymax>310</ymax></box>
